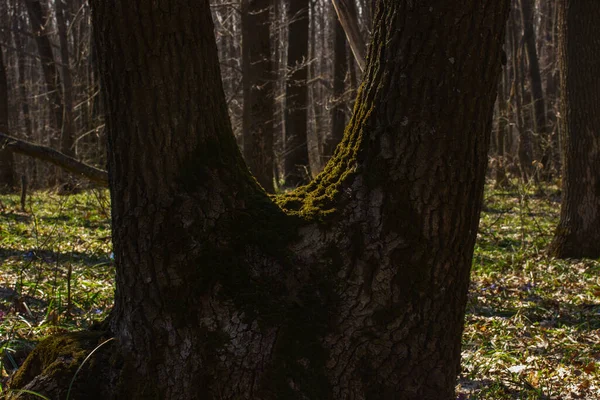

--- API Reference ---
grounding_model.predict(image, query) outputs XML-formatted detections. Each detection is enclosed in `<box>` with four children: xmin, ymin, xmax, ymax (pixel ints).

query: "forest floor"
<box><xmin>0</xmin><ymin>183</ymin><xmax>599</xmax><ymax>399</ymax></box>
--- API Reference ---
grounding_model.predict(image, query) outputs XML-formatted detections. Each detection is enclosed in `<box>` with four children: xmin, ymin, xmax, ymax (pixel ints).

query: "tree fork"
<box><xmin>10</xmin><ymin>1</ymin><xmax>509</xmax><ymax>399</ymax></box>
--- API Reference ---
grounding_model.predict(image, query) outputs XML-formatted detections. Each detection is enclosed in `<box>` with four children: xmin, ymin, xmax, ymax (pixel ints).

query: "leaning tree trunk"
<box><xmin>283</xmin><ymin>0</ymin><xmax>310</xmax><ymax>187</ymax></box>
<box><xmin>10</xmin><ymin>1</ymin><xmax>509</xmax><ymax>399</ymax></box>
<box><xmin>548</xmin><ymin>0</ymin><xmax>600</xmax><ymax>259</ymax></box>
<box><xmin>242</xmin><ymin>0</ymin><xmax>275</xmax><ymax>192</ymax></box>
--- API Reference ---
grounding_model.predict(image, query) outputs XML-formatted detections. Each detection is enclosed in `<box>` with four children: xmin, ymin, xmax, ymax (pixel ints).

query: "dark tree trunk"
<box><xmin>13</xmin><ymin>16</ymin><xmax>33</xmax><ymax>140</ymax></box>
<box><xmin>0</xmin><ymin>46</ymin><xmax>17</xmax><ymax>191</ymax></box>
<box><xmin>11</xmin><ymin>0</ymin><xmax>509</xmax><ymax>399</ymax></box>
<box><xmin>55</xmin><ymin>0</ymin><xmax>75</xmax><ymax>157</ymax></box>
<box><xmin>284</xmin><ymin>0</ymin><xmax>310</xmax><ymax>187</ymax></box>
<box><xmin>495</xmin><ymin>72</ymin><xmax>510</xmax><ymax>188</ymax></box>
<box><xmin>24</xmin><ymin>0</ymin><xmax>64</xmax><ymax>143</ymax></box>
<box><xmin>242</xmin><ymin>0</ymin><xmax>275</xmax><ymax>192</ymax></box>
<box><xmin>510</xmin><ymin>5</ymin><xmax>533</xmax><ymax>182</ymax></box>
<box><xmin>520</xmin><ymin>0</ymin><xmax>550</xmax><ymax>177</ymax></box>
<box><xmin>324</xmin><ymin>3</ymin><xmax>347</xmax><ymax>160</ymax></box>
<box><xmin>548</xmin><ymin>0</ymin><xmax>600</xmax><ymax>259</ymax></box>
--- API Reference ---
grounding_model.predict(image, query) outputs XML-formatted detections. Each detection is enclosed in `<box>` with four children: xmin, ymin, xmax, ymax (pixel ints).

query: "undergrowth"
<box><xmin>0</xmin><ymin>182</ymin><xmax>598</xmax><ymax>399</ymax></box>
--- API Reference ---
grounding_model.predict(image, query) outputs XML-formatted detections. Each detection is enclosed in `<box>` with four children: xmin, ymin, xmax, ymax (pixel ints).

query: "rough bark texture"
<box><xmin>242</xmin><ymin>0</ymin><xmax>274</xmax><ymax>192</ymax></box>
<box><xmin>548</xmin><ymin>0</ymin><xmax>600</xmax><ymax>259</ymax></box>
<box><xmin>11</xmin><ymin>0</ymin><xmax>509</xmax><ymax>399</ymax></box>
<box><xmin>0</xmin><ymin>46</ymin><xmax>16</xmax><ymax>191</ymax></box>
<box><xmin>284</xmin><ymin>0</ymin><xmax>310</xmax><ymax>186</ymax></box>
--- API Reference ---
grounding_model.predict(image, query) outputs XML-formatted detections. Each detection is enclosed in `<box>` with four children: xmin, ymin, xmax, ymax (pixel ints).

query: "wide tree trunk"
<box><xmin>283</xmin><ymin>0</ymin><xmax>310</xmax><ymax>187</ymax></box>
<box><xmin>242</xmin><ymin>0</ymin><xmax>274</xmax><ymax>192</ymax></box>
<box><xmin>10</xmin><ymin>0</ymin><xmax>509</xmax><ymax>399</ymax></box>
<box><xmin>548</xmin><ymin>0</ymin><xmax>600</xmax><ymax>259</ymax></box>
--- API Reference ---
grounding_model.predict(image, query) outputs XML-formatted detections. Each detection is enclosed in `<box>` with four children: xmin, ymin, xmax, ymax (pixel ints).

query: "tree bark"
<box><xmin>324</xmin><ymin>3</ymin><xmax>347</xmax><ymax>161</ymax></box>
<box><xmin>11</xmin><ymin>0</ymin><xmax>509</xmax><ymax>398</ymax></box>
<box><xmin>0</xmin><ymin>45</ymin><xmax>17</xmax><ymax>191</ymax></box>
<box><xmin>242</xmin><ymin>0</ymin><xmax>275</xmax><ymax>192</ymax></box>
<box><xmin>548</xmin><ymin>0</ymin><xmax>600</xmax><ymax>259</ymax></box>
<box><xmin>284</xmin><ymin>0</ymin><xmax>310</xmax><ymax>186</ymax></box>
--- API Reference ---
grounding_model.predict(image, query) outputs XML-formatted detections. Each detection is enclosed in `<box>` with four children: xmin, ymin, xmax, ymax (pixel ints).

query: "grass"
<box><xmin>0</xmin><ymin>189</ymin><xmax>113</xmax><ymax>389</ymax></box>
<box><xmin>459</xmin><ymin>183</ymin><xmax>600</xmax><ymax>399</ymax></box>
<box><xmin>0</xmin><ymin>183</ymin><xmax>599</xmax><ymax>398</ymax></box>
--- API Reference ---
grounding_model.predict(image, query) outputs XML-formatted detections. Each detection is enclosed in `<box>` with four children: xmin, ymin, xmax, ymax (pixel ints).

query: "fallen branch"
<box><xmin>0</xmin><ymin>132</ymin><xmax>108</xmax><ymax>187</ymax></box>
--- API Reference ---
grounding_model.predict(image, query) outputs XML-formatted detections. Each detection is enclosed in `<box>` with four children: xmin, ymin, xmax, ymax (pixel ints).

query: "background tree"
<box><xmin>548</xmin><ymin>0</ymin><xmax>600</xmax><ymax>259</ymax></box>
<box><xmin>242</xmin><ymin>0</ymin><xmax>274</xmax><ymax>191</ymax></box>
<box><xmin>284</xmin><ymin>0</ymin><xmax>310</xmax><ymax>186</ymax></box>
<box><xmin>0</xmin><ymin>44</ymin><xmax>17</xmax><ymax>190</ymax></box>
<box><xmin>11</xmin><ymin>0</ymin><xmax>509</xmax><ymax>398</ymax></box>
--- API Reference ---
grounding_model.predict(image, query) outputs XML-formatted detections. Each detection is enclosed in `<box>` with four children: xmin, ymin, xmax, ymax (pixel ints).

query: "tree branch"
<box><xmin>0</xmin><ymin>132</ymin><xmax>108</xmax><ymax>186</ymax></box>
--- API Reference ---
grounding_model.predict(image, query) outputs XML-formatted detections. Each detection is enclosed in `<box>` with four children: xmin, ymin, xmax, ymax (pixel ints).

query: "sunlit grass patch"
<box><xmin>0</xmin><ymin>190</ymin><xmax>113</xmax><ymax>383</ymax></box>
<box><xmin>460</xmin><ymin>182</ymin><xmax>600</xmax><ymax>399</ymax></box>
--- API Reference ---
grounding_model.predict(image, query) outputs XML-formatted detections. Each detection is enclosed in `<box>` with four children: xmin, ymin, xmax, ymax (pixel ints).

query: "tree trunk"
<box><xmin>242</xmin><ymin>0</ymin><xmax>275</xmax><ymax>192</ymax></box>
<box><xmin>55</xmin><ymin>0</ymin><xmax>75</xmax><ymax>157</ymax></box>
<box><xmin>495</xmin><ymin>72</ymin><xmax>510</xmax><ymax>188</ymax></box>
<box><xmin>11</xmin><ymin>0</ymin><xmax>509</xmax><ymax>398</ymax></box>
<box><xmin>0</xmin><ymin>45</ymin><xmax>17</xmax><ymax>191</ymax></box>
<box><xmin>24</xmin><ymin>0</ymin><xmax>64</xmax><ymax>143</ymax></box>
<box><xmin>520</xmin><ymin>0</ymin><xmax>550</xmax><ymax>177</ymax></box>
<box><xmin>510</xmin><ymin>5</ymin><xmax>533</xmax><ymax>182</ymax></box>
<box><xmin>284</xmin><ymin>0</ymin><xmax>310</xmax><ymax>187</ymax></box>
<box><xmin>548</xmin><ymin>0</ymin><xmax>600</xmax><ymax>259</ymax></box>
<box><xmin>324</xmin><ymin>3</ymin><xmax>347</xmax><ymax>160</ymax></box>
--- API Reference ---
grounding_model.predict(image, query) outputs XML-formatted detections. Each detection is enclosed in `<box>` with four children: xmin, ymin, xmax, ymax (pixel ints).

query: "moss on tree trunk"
<box><xmin>10</xmin><ymin>1</ymin><xmax>510</xmax><ymax>399</ymax></box>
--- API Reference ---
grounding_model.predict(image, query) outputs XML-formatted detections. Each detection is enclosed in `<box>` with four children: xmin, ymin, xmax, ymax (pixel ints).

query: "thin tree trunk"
<box><xmin>520</xmin><ymin>0</ymin><xmax>550</xmax><ymax>177</ymax></box>
<box><xmin>495</xmin><ymin>72</ymin><xmax>509</xmax><ymax>188</ymax></box>
<box><xmin>324</xmin><ymin>3</ymin><xmax>347</xmax><ymax>160</ymax></box>
<box><xmin>284</xmin><ymin>0</ymin><xmax>310</xmax><ymax>186</ymax></box>
<box><xmin>24</xmin><ymin>0</ymin><xmax>64</xmax><ymax>143</ymax></box>
<box><xmin>242</xmin><ymin>0</ymin><xmax>274</xmax><ymax>191</ymax></box>
<box><xmin>55</xmin><ymin>0</ymin><xmax>75</xmax><ymax>157</ymax></box>
<box><xmin>0</xmin><ymin>46</ymin><xmax>17</xmax><ymax>191</ymax></box>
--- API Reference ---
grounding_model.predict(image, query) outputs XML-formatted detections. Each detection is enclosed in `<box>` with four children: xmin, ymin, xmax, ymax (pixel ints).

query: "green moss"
<box><xmin>9</xmin><ymin>331</ymin><xmax>112</xmax><ymax>399</ymax></box>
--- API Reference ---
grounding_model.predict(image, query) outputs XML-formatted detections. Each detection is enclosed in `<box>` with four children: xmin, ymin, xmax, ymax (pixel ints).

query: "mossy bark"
<box><xmin>11</xmin><ymin>1</ymin><xmax>509</xmax><ymax>399</ymax></box>
<box><xmin>548</xmin><ymin>0</ymin><xmax>600</xmax><ymax>259</ymax></box>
